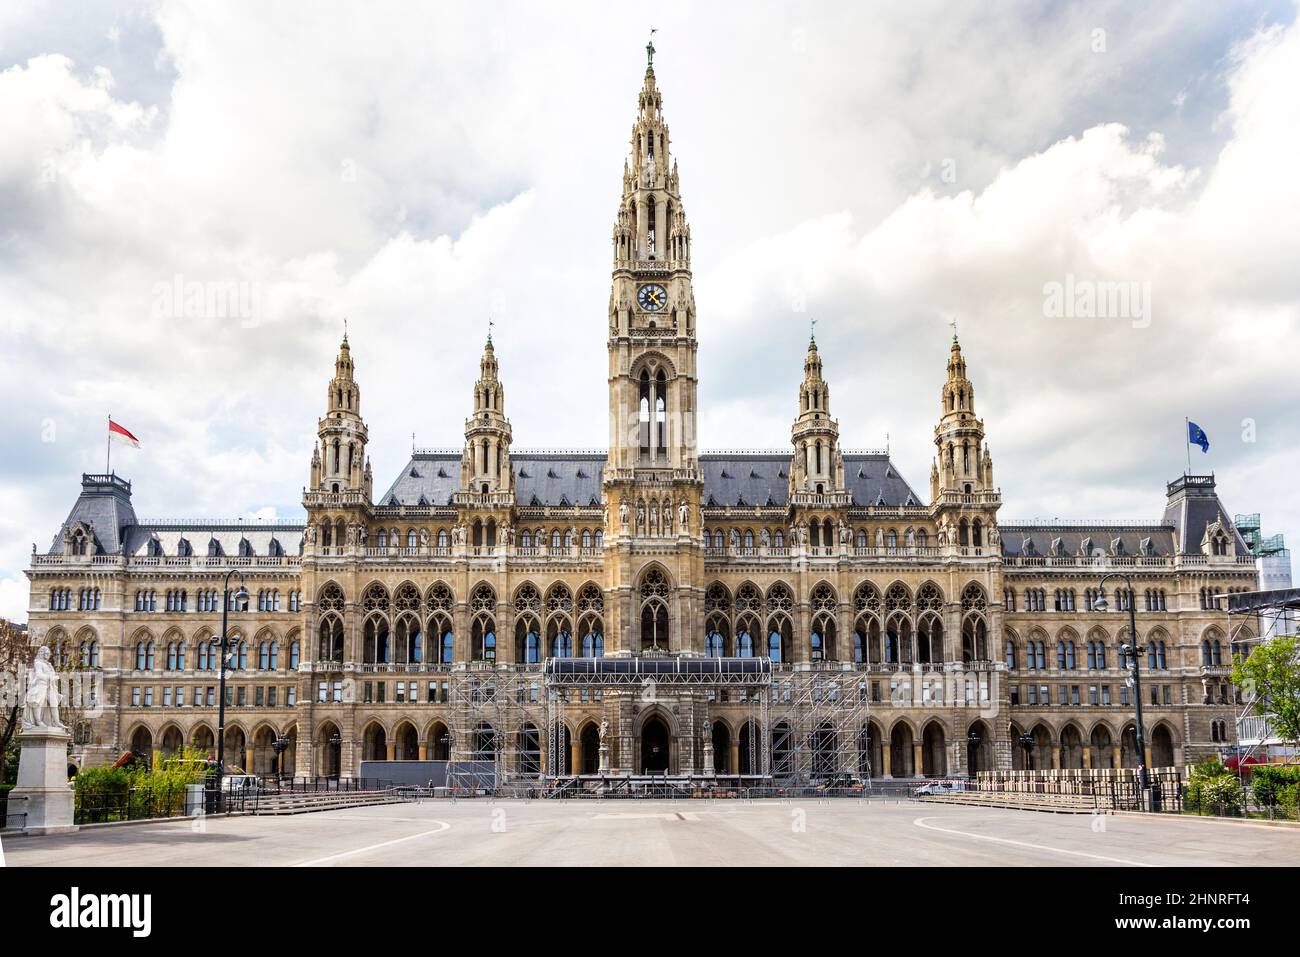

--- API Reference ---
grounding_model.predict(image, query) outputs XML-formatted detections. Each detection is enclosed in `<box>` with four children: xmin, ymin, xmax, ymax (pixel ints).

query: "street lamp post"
<box><xmin>1018</xmin><ymin>731</ymin><xmax>1035</xmax><ymax>770</ymax></box>
<box><xmin>1093</xmin><ymin>573</ymin><xmax>1150</xmax><ymax>800</ymax></box>
<box><xmin>271</xmin><ymin>734</ymin><xmax>290</xmax><ymax>783</ymax></box>
<box><xmin>214</xmin><ymin>570</ymin><xmax>248</xmax><ymax>808</ymax></box>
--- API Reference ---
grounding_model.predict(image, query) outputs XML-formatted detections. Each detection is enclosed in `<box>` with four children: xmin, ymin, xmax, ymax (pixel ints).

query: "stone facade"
<box><xmin>24</xmin><ymin>53</ymin><xmax>1257</xmax><ymax>783</ymax></box>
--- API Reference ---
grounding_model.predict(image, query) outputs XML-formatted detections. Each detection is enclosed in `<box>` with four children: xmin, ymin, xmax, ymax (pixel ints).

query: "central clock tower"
<box><xmin>604</xmin><ymin>42</ymin><xmax>703</xmax><ymax>656</ymax></box>
<box><xmin>606</xmin><ymin>42</ymin><xmax>699</xmax><ymax>480</ymax></box>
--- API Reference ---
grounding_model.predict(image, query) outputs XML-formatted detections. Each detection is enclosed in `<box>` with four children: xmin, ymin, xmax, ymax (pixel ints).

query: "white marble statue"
<box><xmin>22</xmin><ymin>645</ymin><xmax>63</xmax><ymax>730</ymax></box>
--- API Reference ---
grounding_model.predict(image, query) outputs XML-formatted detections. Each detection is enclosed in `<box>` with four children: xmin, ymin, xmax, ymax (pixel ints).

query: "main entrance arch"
<box><xmin>641</xmin><ymin>716</ymin><xmax>670</xmax><ymax>774</ymax></box>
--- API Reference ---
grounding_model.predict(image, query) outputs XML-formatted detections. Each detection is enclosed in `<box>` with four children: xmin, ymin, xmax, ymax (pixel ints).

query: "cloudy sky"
<box><xmin>2</xmin><ymin>0</ymin><xmax>1298</xmax><ymax>621</ymax></box>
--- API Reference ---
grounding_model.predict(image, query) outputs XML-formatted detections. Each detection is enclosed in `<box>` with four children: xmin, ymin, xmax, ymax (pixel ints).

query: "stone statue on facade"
<box><xmin>760</xmin><ymin>527</ymin><xmax>771</xmax><ymax>547</ymax></box>
<box><xmin>619</xmin><ymin>502</ymin><xmax>629</xmax><ymax>528</ymax></box>
<box><xmin>419</xmin><ymin>527</ymin><xmax>429</xmax><ymax>546</ymax></box>
<box><xmin>839</xmin><ymin>520</ymin><xmax>852</xmax><ymax>545</ymax></box>
<box><xmin>22</xmin><ymin>646</ymin><xmax>62</xmax><ymax>730</ymax></box>
<box><xmin>729</xmin><ymin>527</ymin><xmax>740</xmax><ymax>549</ymax></box>
<box><xmin>679</xmin><ymin>500</ymin><xmax>689</xmax><ymax>527</ymax></box>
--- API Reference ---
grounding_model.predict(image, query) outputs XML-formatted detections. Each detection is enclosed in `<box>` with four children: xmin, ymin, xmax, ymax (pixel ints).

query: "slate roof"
<box><xmin>700</xmin><ymin>452</ymin><xmax>922</xmax><ymax>508</ymax></box>
<box><xmin>46</xmin><ymin>465</ymin><xmax>1246</xmax><ymax>562</ymax></box>
<box><xmin>380</xmin><ymin>452</ymin><xmax>606</xmax><ymax>508</ymax></box>
<box><xmin>379</xmin><ymin>451</ymin><xmax>922</xmax><ymax>509</ymax></box>
<box><xmin>1000</xmin><ymin>475</ymin><xmax>1250</xmax><ymax>558</ymax></box>
<box><xmin>46</xmin><ymin>474</ymin><xmax>304</xmax><ymax>557</ymax></box>
<box><xmin>48</xmin><ymin>474</ymin><xmax>138</xmax><ymax>555</ymax></box>
<box><xmin>998</xmin><ymin>526</ymin><xmax>1176</xmax><ymax>559</ymax></box>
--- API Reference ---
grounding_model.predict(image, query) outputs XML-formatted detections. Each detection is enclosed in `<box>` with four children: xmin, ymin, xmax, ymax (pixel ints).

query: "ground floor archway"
<box><xmin>921</xmin><ymin>721</ymin><xmax>946</xmax><ymax>777</ymax></box>
<box><xmin>890</xmin><ymin>723</ymin><xmax>914</xmax><ymax>777</ymax></box>
<box><xmin>641</xmin><ymin>716</ymin><xmax>670</xmax><ymax>774</ymax></box>
<box><xmin>579</xmin><ymin>722</ymin><xmax>600</xmax><ymax>774</ymax></box>
<box><xmin>967</xmin><ymin>720</ymin><xmax>992</xmax><ymax>775</ymax></box>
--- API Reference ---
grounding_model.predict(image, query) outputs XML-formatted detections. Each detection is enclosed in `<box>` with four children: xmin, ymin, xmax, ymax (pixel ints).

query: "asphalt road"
<box><xmin>5</xmin><ymin>799</ymin><xmax>1298</xmax><ymax>867</ymax></box>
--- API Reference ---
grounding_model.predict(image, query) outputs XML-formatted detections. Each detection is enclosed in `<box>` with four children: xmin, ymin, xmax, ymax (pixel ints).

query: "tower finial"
<box><xmin>948</xmin><ymin>316</ymin><xmax>958</xmax><ymax>343</ymax></box>
<box><xmin>810</xmin><ymin>317</ymin><xmax>818</xmax><ymax>344</ymax></box>
<box><xmin>487</xmin><ymin>316</ymin><xmax>494</xmax><ymax>345</ymax></box>
<box><xmin>646</xmin><ymin>29</ymin><xmax>657</xmax><ymax>73</ymax></box>
<box><xmin>343</xmin><ymin>316</ymin><xmax>349</xmax><ymax>343</ymax></box>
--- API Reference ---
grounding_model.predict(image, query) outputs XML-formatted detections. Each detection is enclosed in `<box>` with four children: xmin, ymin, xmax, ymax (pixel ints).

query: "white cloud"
<box><xmin>0</xmin><ymin>1</ymin><xmax>1296</xmax><ymax>621</ymax></box>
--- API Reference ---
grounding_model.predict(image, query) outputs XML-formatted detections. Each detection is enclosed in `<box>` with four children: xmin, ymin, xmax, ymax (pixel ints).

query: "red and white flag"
<box><xmin>108</xmin><ymin>418</ymin><xmax>140</xmax><ymax>448</ymax></box>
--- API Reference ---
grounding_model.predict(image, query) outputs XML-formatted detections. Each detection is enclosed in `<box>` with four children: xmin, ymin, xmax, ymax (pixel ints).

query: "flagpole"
<box><xmin>1184</xmin><ymin>417</ymin><xmax>1191</xmax><ymax>475</ymax></box>
<box><xmin>106</xmin><ymin>414</ymin><xmax>111</xmax><ymax>477</ymax></box>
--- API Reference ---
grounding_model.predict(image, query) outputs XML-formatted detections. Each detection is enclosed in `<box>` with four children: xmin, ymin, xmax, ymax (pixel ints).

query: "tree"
<box><xmin>0</xmin><ymin>618</ymin><xmax>35</xmax><ymax>784</ymax></box>
<box><xmin>1232</xmin><ymin>635</ymin><xmax>1300</xmax><ymax>754</ymax></box>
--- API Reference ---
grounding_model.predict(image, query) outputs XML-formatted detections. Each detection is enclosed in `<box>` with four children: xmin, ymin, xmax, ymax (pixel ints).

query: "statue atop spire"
<box><xmin>646</xmin><ymin>29</ymin><xmax>657</xmax><ymax>73</ymax></box>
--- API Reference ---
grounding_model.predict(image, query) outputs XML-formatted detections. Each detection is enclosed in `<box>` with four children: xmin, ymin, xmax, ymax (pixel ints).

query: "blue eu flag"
<box><xmin>1188</xmin><ymin>421</ymin><xmax>1210</xmax><ymax>453</ymax></box>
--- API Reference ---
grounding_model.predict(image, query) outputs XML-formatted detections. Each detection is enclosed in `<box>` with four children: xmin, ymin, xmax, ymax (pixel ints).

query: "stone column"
<box><xmin>882</xmin><ymin>742</ymin><xmax>892</xmax><ymax>778</ymax></box>
<box><xmin>729</xmin><ymin>742</ymin><xmax>740</xmax><ymax>776</ymax></box>
<box><xmin>1112</xmin><ymin>745</ymin><xmax>1122</xmax><ymax>768</ymax></box>
<box><xmin>1082</xmin><ymin>746</ymin><xmax>1092</xmax><ymax>769</ymax></box>
<box><xmin>912</xmin><ymin>742</ymin><xmax>923</xmax><ymax>778</ymax></box>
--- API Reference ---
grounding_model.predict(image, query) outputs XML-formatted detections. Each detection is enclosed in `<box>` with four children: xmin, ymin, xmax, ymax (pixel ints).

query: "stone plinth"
<box><xmin>4</xmin><ymin>727</ymin><xmax>78</xmax><ymax>835</ymax></box>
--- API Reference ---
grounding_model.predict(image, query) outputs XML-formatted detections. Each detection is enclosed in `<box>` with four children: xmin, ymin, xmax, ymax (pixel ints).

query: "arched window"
<box><xmin>638</xmin><ymin>568</ymin><xmax>671</xmax><ymax>651</ymax></box>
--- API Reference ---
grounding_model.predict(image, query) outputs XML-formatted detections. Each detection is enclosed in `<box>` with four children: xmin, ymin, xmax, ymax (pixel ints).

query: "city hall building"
<box><xmin>27</xmin><ymin>53</ymin><xmax>1257</xmax><ymax>785</ymax></box>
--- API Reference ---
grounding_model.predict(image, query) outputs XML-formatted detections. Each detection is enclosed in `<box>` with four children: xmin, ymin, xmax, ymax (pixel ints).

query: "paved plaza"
<box><xmin>5</xmin><ymin>799</ymin><xmax>1299</xmax><ymax>867</ymax></box>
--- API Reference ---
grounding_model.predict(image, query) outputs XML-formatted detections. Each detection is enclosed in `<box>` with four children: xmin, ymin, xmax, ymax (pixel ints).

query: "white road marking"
<box><xmin>592</xmin><ymin>811</ymin><xmax>702</xmax><ymax>821</ymax></box>
<box><xmin>912</xmin><ymin>816</ymin><xmax>1154</xmax><ymax>867</ymax></box>
<box><xmin>293</xmin><ymin>821</ymin><xmax>451</xmax><ymax>866</ymax></box>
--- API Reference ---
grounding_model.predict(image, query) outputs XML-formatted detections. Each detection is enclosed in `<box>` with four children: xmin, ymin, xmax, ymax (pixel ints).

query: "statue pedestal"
<box><xmin>4</xmin><ymin>727</ymin><xmax>78</xmax><ymax>835</ymax></box>
<box><xmin>598</xmin><ymin>745</ymin><xmax>609</xmax><ymax>775</ymax></box>
<box><xmin>703</xmin><ymin>743</ymin><xmax>715</xmax><ymax>777</ymax></box>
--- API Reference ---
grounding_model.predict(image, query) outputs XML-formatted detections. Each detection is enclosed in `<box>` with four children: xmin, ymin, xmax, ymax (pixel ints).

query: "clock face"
<box><xmin>637</xmin><ymin>283</ymin><xmax>667</xmax><ymax>312</ymax></box>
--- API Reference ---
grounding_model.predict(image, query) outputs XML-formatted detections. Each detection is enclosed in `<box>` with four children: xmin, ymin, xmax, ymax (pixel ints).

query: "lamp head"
<box><xmin>1093</xmin><ymin>592</ymin><xmax>1109</xmax><ymax>612</ymax></box>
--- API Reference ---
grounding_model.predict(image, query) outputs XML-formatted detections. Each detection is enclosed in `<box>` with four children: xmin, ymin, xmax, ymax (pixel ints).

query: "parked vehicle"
<box><xmin>221</xmin><ymin>774</ymin><xmax>260</xmax><ymax>793</ymax></box>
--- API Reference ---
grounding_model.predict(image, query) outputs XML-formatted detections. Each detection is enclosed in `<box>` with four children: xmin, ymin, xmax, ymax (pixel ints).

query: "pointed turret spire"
<box><xmin>790</xmin><ymin>329</ymin><xmax>845</xmax><ymax>499</ymax></box>
<box><xmin>459</xmin><ymin>335</ymin><xmax>513</xmax><ymax>498</ymax></box>
<box><xmin>931</xmin><ymin>327</ymin><xmax>997</xmax><ymax>502</ymax></box>
<box><xmin>311</xmin><ymin>326</ymin><xmax>368</xmax><ymax>497</ymax></box>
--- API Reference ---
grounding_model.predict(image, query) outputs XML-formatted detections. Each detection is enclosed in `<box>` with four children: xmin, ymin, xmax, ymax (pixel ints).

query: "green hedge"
<box><xmin>75</xmin><ymin>748</ymin><xmax>209</xmax><ymax>816</ymax></box>
<box><xmin>1249</xmin><ymin>765</ymin><xmax>1300</xmax><ymax>808</ymax></box>
<box><xmin>1183</xmin><ymin>757</ymin><xmax>1244</xmax><ymax>813</ymax></box>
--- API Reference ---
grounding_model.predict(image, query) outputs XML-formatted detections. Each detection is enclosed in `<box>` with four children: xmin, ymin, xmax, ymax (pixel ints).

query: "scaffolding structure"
<box><xmin>442</xmin><ymin>656</ymin><xmax>875</xmax><ymax>793</ymax></box>
<box><xmin>445</xmin><ymin>666</ymin><xmax>546</xmax><ymax>794</ymax></box>
<box><xmin>1226</xmin><ymin>588</ymin><xmax>1300</xmax><ymax>767</ymax></box>
<box><xmin>542</xmin><ymin>656</ymin><xmax>774</xmax><ymax>784</ymax></box>
<box><xmin>773</xmin><ymin>664</ymin><xmax>871</xmax><ymax>785</ymax></box>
